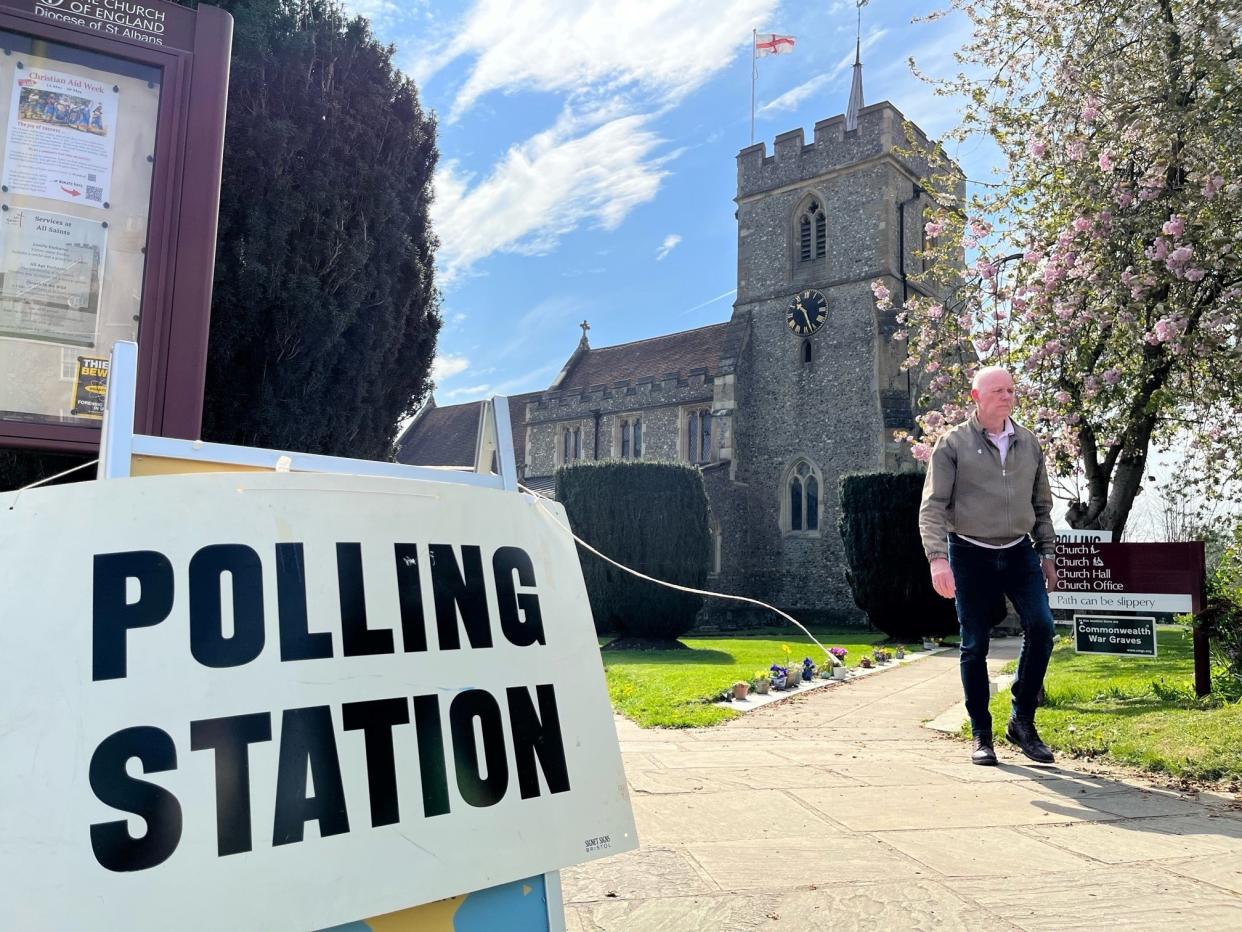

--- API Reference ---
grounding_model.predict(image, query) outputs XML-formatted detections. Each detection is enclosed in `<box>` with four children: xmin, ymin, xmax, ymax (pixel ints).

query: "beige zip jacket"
<box><xmin>918</xmin><ymin>414</ymin><xmax>1056</xmax><ymax>562</ymax></box>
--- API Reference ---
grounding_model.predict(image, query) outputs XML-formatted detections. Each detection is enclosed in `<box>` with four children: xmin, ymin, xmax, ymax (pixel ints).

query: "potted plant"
<box><xmin>895</xmin><ymin>646</ymin><xmax>906</xmax><ymax>660</ymax></box>
<box><xmin>732</xmin><ymin>680</ymin><xmax>750</xmax><ymax>700</ymax></box>
<box><xmin>801</xmin><ymin>658</ymin><xmax>816</xmax><ymax>681</ymax></box>
<box><xmin>753</xmin><ymin>670</ymin><xmax>770</xmax><ymax>694</ymax></box>
<box><xmin>860</xmin><ymin>656</ymin><xmax>874</xmax><ymax>669</ymax></box>
<box><xmin>770</xmin><ymin>663</ymin><xmax>787</xmax><ymax>690</ymax></box>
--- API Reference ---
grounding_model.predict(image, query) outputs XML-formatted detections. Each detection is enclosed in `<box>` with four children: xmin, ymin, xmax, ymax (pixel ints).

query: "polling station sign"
<box><xmin>0</xmin><ymin>472</ymin><xmax>636</xmax><ymax>930</ymax></box>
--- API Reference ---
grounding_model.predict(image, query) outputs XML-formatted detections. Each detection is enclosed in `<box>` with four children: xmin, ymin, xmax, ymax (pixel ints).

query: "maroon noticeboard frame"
<box><xmin>0</xmin><ymin>0</ymin><xmax>231</xmax><ymax>453</ymax></box>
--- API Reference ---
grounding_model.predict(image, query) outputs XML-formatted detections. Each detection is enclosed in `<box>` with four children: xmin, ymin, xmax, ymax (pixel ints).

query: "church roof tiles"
<box><xmin>395</xmin><ymin>392</ymin><xmax>537</xmax><ymax>469</ymax></box>
<box><xmin>553</xmin><ymin>321</ymin><xmax>737</xmax><ymax>391</ymax></box>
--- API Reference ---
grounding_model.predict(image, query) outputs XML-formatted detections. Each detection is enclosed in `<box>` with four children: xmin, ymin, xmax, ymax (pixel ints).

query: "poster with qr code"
<box><xmin>1</xmin><ymin>66</ymin><xmax>118</xmax><ymax>208</ymax></box>
<box><xmin>0</xmin><ymin>207</ymin><xmax>106</xmax><ymax>347</ymax></box>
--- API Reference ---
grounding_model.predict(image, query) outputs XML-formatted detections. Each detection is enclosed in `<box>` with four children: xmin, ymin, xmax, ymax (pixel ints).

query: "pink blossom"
<box><xmin>1166</xmin><ymin>245</ymin><xmax>1193</xmax><ymax>271</ymax></box>
<box><xmin>1073</xmin><ymin>216</ymin><xmax>1092</xmax><ymax>233</ymax></box>
<box><xmin>1117</xmin><ymin>191</ymin><xmax>1134</xmax><ymax>208</ymax></box>
<box><xmin>1055</xmin><ymin>390</ymin><xmax>1071</xmax><ymax>404</ymax></box>
<box><xmin>968</xmin><ymin>218</ymin><xmax>992</xmax><ymax>239</ymax></box>
<box><xmin>1202</xmin><ymin>174</ymin><xmax>1225</xmax><ymax>200</ymax></box>
<box><xmin>928</xmin><ymin>304</ymin><xmax>945</xmax><ymax>320</ymax></box>
<box><xmin>1081</xmin><ymin>96</ymin><xmax>1099</xmax><ymax>123</ymax></box>
<box><xmin>1027</xmin><ymin>138</ymin><xmax>1048</xmax><ymax>159</ymax></box>
<box><xmin>871</xmin><ymin>282</ymin><xmax>892</xmax><ymax>306</ymax></box>
<box><xmin>1185</xmin><ymin>268</ymin><xmax>1206</xmax><ymax>282</ymax></box>
<box><xmin>1145</xmin><ymin>237</ymin><xmax>1170</xmax><ymax>261</ymax></box>
<box><xmin>912</xmin><ymin>443</ymin><xmax>933</xmax><ymax>463</ymax></box>
<box><xmin>1097</xmin><ymin>150</ymin><xmax>1113</xmax><ymax>172</ymax></box>
<box><xmin>1162</xmin><ymin>215</ymin><xmax>1185</xmax><ymax>237</ymax></box>
<box><xmin>976</xmin><ymin>259</ymin><xmax>998</xmax><ymax>280</ymax></box>
<box><xmin>1065</xmin><ymin>137</ymin><xmax>1086</xmax><ymax>161</ymax></box>
<box><xmin>925</xmin><ymin>220</ymin><xmax>944</xmax><ymax>237</ymax></box>
<box><xmin>1101</xmin><ymin>368</ymin><xmax>1122</xmax><ymax>384</ymax></box>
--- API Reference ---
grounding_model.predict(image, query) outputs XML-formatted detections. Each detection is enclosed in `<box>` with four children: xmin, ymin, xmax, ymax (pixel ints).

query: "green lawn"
<box><xmin>602</xmin><ymin>630</ymin><xmax>926</xmax><ymax>728</ymax></box>
<box><xmin>978</xmin><ymin>627</ymin><xmax>1242</xmax><ymax>782</ymax></box>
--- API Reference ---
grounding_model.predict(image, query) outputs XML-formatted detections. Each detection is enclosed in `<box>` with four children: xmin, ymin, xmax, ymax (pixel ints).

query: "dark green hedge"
<box><xmin>838</xmin><ymin>471</ymin><xmax>958</xmax><ymax>640</ymax></box>
<box><xmin>556</xmin><ymin>461</ymin><xmax>709</xmax><ymax>640</ymax></box>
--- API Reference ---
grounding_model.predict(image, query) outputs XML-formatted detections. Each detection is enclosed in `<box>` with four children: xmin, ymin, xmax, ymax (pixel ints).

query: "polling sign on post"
<box><xmin>0</xmin><ymin>470</ymin><xmax>636</xmax><ymax>930</ymax></box>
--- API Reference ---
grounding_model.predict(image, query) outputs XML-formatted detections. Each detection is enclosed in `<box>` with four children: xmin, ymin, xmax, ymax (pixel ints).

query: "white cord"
<box><xmin>6</xmin><ymin>458</ymin><xmax>99</xmax><ymax>510</ymax></box>
<box><xmin>518</xmin><ymin>483</ymin><xmax>833</xmax><ymax>663</ymax></box>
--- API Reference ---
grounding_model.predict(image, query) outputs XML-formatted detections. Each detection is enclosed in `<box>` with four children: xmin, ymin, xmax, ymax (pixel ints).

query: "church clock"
<box><xmin>785</xmin><ymin>289</ymin><xmax>828</xmax><ymax>336</ymax></box>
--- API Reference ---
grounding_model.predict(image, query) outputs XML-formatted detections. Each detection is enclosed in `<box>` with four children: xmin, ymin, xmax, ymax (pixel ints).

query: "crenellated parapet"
<box><xmin>737</xmin><ymin>101</ymin><xmax>936</xmax><ymax>200</ymax></box>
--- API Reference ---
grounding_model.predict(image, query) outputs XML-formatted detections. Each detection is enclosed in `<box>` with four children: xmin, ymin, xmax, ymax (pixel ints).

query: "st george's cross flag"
<box><xmin>755</xmin><ymin>33</ymin><xmax>796</xmax><ymax>56</ymax></box>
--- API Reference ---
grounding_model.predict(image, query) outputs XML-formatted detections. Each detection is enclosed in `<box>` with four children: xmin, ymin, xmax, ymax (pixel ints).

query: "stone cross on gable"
<box><xmin>578</xmin><ymin>319</ymin><xmax>590</xmax><ymax>348</ymax></box>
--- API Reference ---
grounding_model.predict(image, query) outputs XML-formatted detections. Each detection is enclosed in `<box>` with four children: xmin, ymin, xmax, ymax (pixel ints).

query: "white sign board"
<box><xmin>1050</xmin><ymin>590</ymin><xmax>1192</xmax><ymax>613</ymax></box>
<box><xmin>1055</xmin><ymin>528</ymin><xmax>1112</xmax><ymax>543</ymax></box>
<box><xmin>0</xmin><ymin>472</ymin><xmax>636</xmax><ymax>930</ymax></box>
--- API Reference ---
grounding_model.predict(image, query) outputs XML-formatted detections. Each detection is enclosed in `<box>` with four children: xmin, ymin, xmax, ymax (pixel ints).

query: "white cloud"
<box><xmin>418</xmin><ymin>0</ymin><xmax>779</xmax><ymax>122</ymax></box>
<box><xmin>433</xmin><ymin>115</ymin><xmax>672</xmax><ymax>284</ymax></box>
<box><xmin>431</xmin><ymin>353</ymin><xmax>470</xmax><ymax>384</ymax></box>
<box><xmin>759</xmin><ymin>28</ymin><xmax>888</xmax><ymax>117</ymax></box>
<box><xmin>656</xmin><ymin>234</ymin><xmax>682</xmax><ymax>261</ymax></box>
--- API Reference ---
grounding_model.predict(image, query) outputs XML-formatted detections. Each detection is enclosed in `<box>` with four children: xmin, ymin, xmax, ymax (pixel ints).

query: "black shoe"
<box><xmin>1005</xmin><ymin>718</ymin><xmax>1055</xmax><ymax>763</ymax></box>
<box><xmin>971</xmin><ymin>734</ymin><xmax>998</xmax><ymax>766</ymax></box>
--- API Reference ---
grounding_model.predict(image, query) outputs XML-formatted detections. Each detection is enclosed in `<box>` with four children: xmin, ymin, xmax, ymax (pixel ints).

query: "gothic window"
<box><xmin>616</xmin><ymin>414</ymin><xmax>642</xmax><ymax>460</ymax></box>
<box><xmin>802</xmin><ymin>340</ymin><xmax>813</xmax><ymax>365</ymax></box>
<box><xmin>684</xmin><ymin>406</ymin><xmax>712</xmax><ymax>464</ymax></box>
<box><xmin>560</xmin><ymin>424</ymin><xmax>584</xmax><ymax>464</ymax></box>
<box><xmin>797</xmin><ymin>198</ymin><xmax>827</xmax><ymax>264</ymax></box>
<box><xmin>782</xmin><ymin>458</ymin><xmax>822</xmax><ymax>535</ymax></box>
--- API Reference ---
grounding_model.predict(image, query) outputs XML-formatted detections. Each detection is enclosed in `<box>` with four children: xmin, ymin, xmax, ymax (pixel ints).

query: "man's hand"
<box><xmin>1041</xmin><ymin>556</ymin><xmax>1058</xmax><ymax>592</ymax></box>
<box><xmin>930</xmin><ymin>557</ymin><xmax>956</xmax><ymax>599</ymax></box>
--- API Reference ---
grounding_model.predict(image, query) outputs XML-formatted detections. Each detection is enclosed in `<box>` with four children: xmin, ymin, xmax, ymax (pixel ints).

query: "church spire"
<box><xmin>844</xmin><ymin>1</ymin><xmax>866</xmax><ymax>131</ymax></box>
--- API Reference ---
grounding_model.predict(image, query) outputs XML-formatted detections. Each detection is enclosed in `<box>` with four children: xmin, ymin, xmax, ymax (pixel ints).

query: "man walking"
<box><xmin>919</xmin><ymin>366</ymin><xmax>1058</xmax><ymax>766</ymax></box>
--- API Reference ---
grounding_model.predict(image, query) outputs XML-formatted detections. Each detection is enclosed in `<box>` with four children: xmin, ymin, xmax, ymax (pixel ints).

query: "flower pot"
<box><xmin>819</xmin><ymin>667</ymin><xmax>833</xmax><ymax>680</ymax></box>
<box><xmin>895</xmin><ymin>649</ymin><xmax>906</xmax><ymax>660</ymax></box>
<box><xmin>732</xmin><ymin>682</ymin><xmax>749</xmax><ymax>700</ymax></box>
<box><xmin>772</xmin><ymin>674</ymin><xmax>786</xmax><ymax>690</ymax></box>
<box><xmin>754</xmin><ymin>679</ymin><xmax>770</xmax><ymax>695</ymax></box>
<box><xmin>832</xmin><ymin>666</ymin><xmax>848</xmax><ymax>680</ymax></box>
<box><xmin>802</xmin><ymin>665</ymin><xmax>815</xmax><ymax>681</ymax></box>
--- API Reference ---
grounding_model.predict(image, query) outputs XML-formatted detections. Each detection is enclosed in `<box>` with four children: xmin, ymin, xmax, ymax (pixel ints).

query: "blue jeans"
<box><xmin>948</xmin><ymin>534</ymin><xmax>1055</xmax><ymax>738</ymax></box>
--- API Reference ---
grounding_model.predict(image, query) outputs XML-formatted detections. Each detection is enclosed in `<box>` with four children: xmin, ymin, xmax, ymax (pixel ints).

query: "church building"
<box><xmin>398</xmin><ymin>73</ymin><xmax>953</xmax><ymax>623</ymax></box>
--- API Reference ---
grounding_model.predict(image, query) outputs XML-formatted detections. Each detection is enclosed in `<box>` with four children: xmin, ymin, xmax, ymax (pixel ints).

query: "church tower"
<box><xmin>713</xmin><ymin>74</ymin><xmax>952</xmax><ymax>619</ymax></box>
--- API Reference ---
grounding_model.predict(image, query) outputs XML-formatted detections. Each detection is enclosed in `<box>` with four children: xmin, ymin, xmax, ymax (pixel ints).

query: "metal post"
<box><xmin>750</xmin><ymin>29</ymin><xmax>757</xmax><ymax>145</ymax></box>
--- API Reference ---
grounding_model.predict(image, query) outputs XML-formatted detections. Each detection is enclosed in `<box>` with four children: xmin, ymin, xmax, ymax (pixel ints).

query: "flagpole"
<box><xmin>750</xmin><ymin>28</ymin><xmax>757</xmax><ymax>144</ymax></box>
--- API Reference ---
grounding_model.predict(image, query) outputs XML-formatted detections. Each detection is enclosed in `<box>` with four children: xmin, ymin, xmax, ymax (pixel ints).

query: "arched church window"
<box><xmin>684</xmin><ymin>407</ymin><xmax>712</xmax><ymax>464</ymax></box>
<box><xmin>616</xmin><ymin>414</ymin><xmax>642</xmax><ymax>460</ymax></box>
<box><xmin>798</xmin><ymin>198</ymin><xmax>827</xmax><ymax>263</ymax></box>
<box><xmin>802</xmin><ymin>340</ymin><xmax>813</xmax><ymax>365</ymax></box>
<box><xmin>561</xmin><ymin>424</ymin><xmax>583</xmax><ymax>464</ymax></box>
<box><xmin>783</xmin><ymin>459</ymin><xmax>822</xmax><ymax>534</ymax></box>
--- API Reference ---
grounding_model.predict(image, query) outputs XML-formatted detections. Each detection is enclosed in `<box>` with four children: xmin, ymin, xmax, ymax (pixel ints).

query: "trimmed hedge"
<box><xmin>838</xmin><ymin>471</ymin><xmax>958</xmax><ymax>640</ymax></box>
<box><xmin>556</xmin><ymin>461</ymin><xmax>709</xmax><ymax>640</ymax></box>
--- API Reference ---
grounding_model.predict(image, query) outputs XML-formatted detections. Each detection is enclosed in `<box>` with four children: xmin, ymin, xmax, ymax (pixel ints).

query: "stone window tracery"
<box><xmin>782</xmin><ymin>458</ymin><xmax>822</xmax><ymax>535</ymax></box>
<box><xmin>797</xmin><ymin>198</ymin><xmax>827</xmax><ymax>263</ymax></box>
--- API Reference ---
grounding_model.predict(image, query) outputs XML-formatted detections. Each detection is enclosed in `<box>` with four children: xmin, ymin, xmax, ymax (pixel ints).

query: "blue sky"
<box><xmin>343</xmin><ymin>0</ymin><xmax>990</xmax><ymax>406</ymax></box>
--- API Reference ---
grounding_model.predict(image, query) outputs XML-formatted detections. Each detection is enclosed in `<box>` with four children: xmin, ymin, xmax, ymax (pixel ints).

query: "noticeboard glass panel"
<box><xmin>0</xmin><ymin>27</ymin><xmax>159</xmax><ymax>427</ymax></box>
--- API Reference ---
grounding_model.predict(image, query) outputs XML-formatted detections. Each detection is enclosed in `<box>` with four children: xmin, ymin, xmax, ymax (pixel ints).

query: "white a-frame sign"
<box><xmin>0</xmin><ymin>342</ymin><xmax>635</xmax><ymax>931</ymax></box>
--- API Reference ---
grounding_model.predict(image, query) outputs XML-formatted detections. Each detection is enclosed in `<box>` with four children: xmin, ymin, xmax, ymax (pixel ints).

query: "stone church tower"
<box><xmin>398</xmin><ymin>83</ymin><xmax>957</xmax><ymax>625</ymax></box>
<box><xmin>705</xmin><ymin>99</ymin><xmax>946</xmax><ymax>619</ymax></box>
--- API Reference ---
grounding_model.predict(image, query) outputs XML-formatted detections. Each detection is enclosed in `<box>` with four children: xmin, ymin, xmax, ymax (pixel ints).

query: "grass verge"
<box><xmin>602</xmin><ymin>629</ymin><xmax>925</xmax><ymax>728</ymax></box>
<box><xmin>975</xmin><ymin>627</ymin><xmax>1242</xmax><ymax>783</ymax></box>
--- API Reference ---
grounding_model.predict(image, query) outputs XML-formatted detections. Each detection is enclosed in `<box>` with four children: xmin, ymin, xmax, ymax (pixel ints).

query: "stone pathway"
<box><xmin>562</xmin><ymin>642</ymin><xmax>1242</xmax><ymax>930</ymax></box>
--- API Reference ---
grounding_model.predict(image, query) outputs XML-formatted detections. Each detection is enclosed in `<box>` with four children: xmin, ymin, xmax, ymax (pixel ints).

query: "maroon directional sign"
<box><xmin>1051</xmin><ymin>541</ymin><xmax>1206</xmax><ymax>614</ymax></box>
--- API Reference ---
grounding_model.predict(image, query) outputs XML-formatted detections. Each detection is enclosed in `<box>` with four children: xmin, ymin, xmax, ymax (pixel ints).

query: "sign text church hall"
<box><xmin>399</xmin><ymin>99</ymin><xmax>957</xmax><ymax>623</ymax></box>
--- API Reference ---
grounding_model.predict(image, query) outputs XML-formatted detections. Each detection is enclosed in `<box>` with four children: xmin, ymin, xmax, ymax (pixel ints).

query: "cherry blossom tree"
<box><xmin>876</xmin><ymin>0</ymin><xmax>1242</xmax><ymax>537</ymax></box>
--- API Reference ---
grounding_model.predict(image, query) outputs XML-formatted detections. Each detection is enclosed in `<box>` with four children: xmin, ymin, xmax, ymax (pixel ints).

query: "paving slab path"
<box><xmin>563</xmin><ymin>641</ymin><xmax>1242</xmax><ymax>931</ymax></box>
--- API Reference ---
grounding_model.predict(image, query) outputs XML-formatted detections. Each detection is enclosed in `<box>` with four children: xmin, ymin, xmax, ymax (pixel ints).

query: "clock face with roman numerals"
<box><xmin>786</xmin><ymin>289</ymin><xmax>828</xmax><ymax>336</ymax></box>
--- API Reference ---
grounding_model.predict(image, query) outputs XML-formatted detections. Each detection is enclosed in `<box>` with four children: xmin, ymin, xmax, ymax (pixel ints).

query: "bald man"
<box><xmin>919</xmin><ymin>367</ymin><xmax>1058</xmax><ymax>766</ymax></box>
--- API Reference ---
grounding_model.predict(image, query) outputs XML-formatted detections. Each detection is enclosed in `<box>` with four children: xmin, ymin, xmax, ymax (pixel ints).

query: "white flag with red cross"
<box><xmin>755</xmin><ymin>33</ymin><xmax>796</xmax><ymax>56</ymax></box>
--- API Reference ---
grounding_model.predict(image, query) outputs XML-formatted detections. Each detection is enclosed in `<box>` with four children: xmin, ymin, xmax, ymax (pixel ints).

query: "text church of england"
<box><xmin>399</xmin><ymin>76</ymin><xmax>954</xmax><ymax>622</ymax></box>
